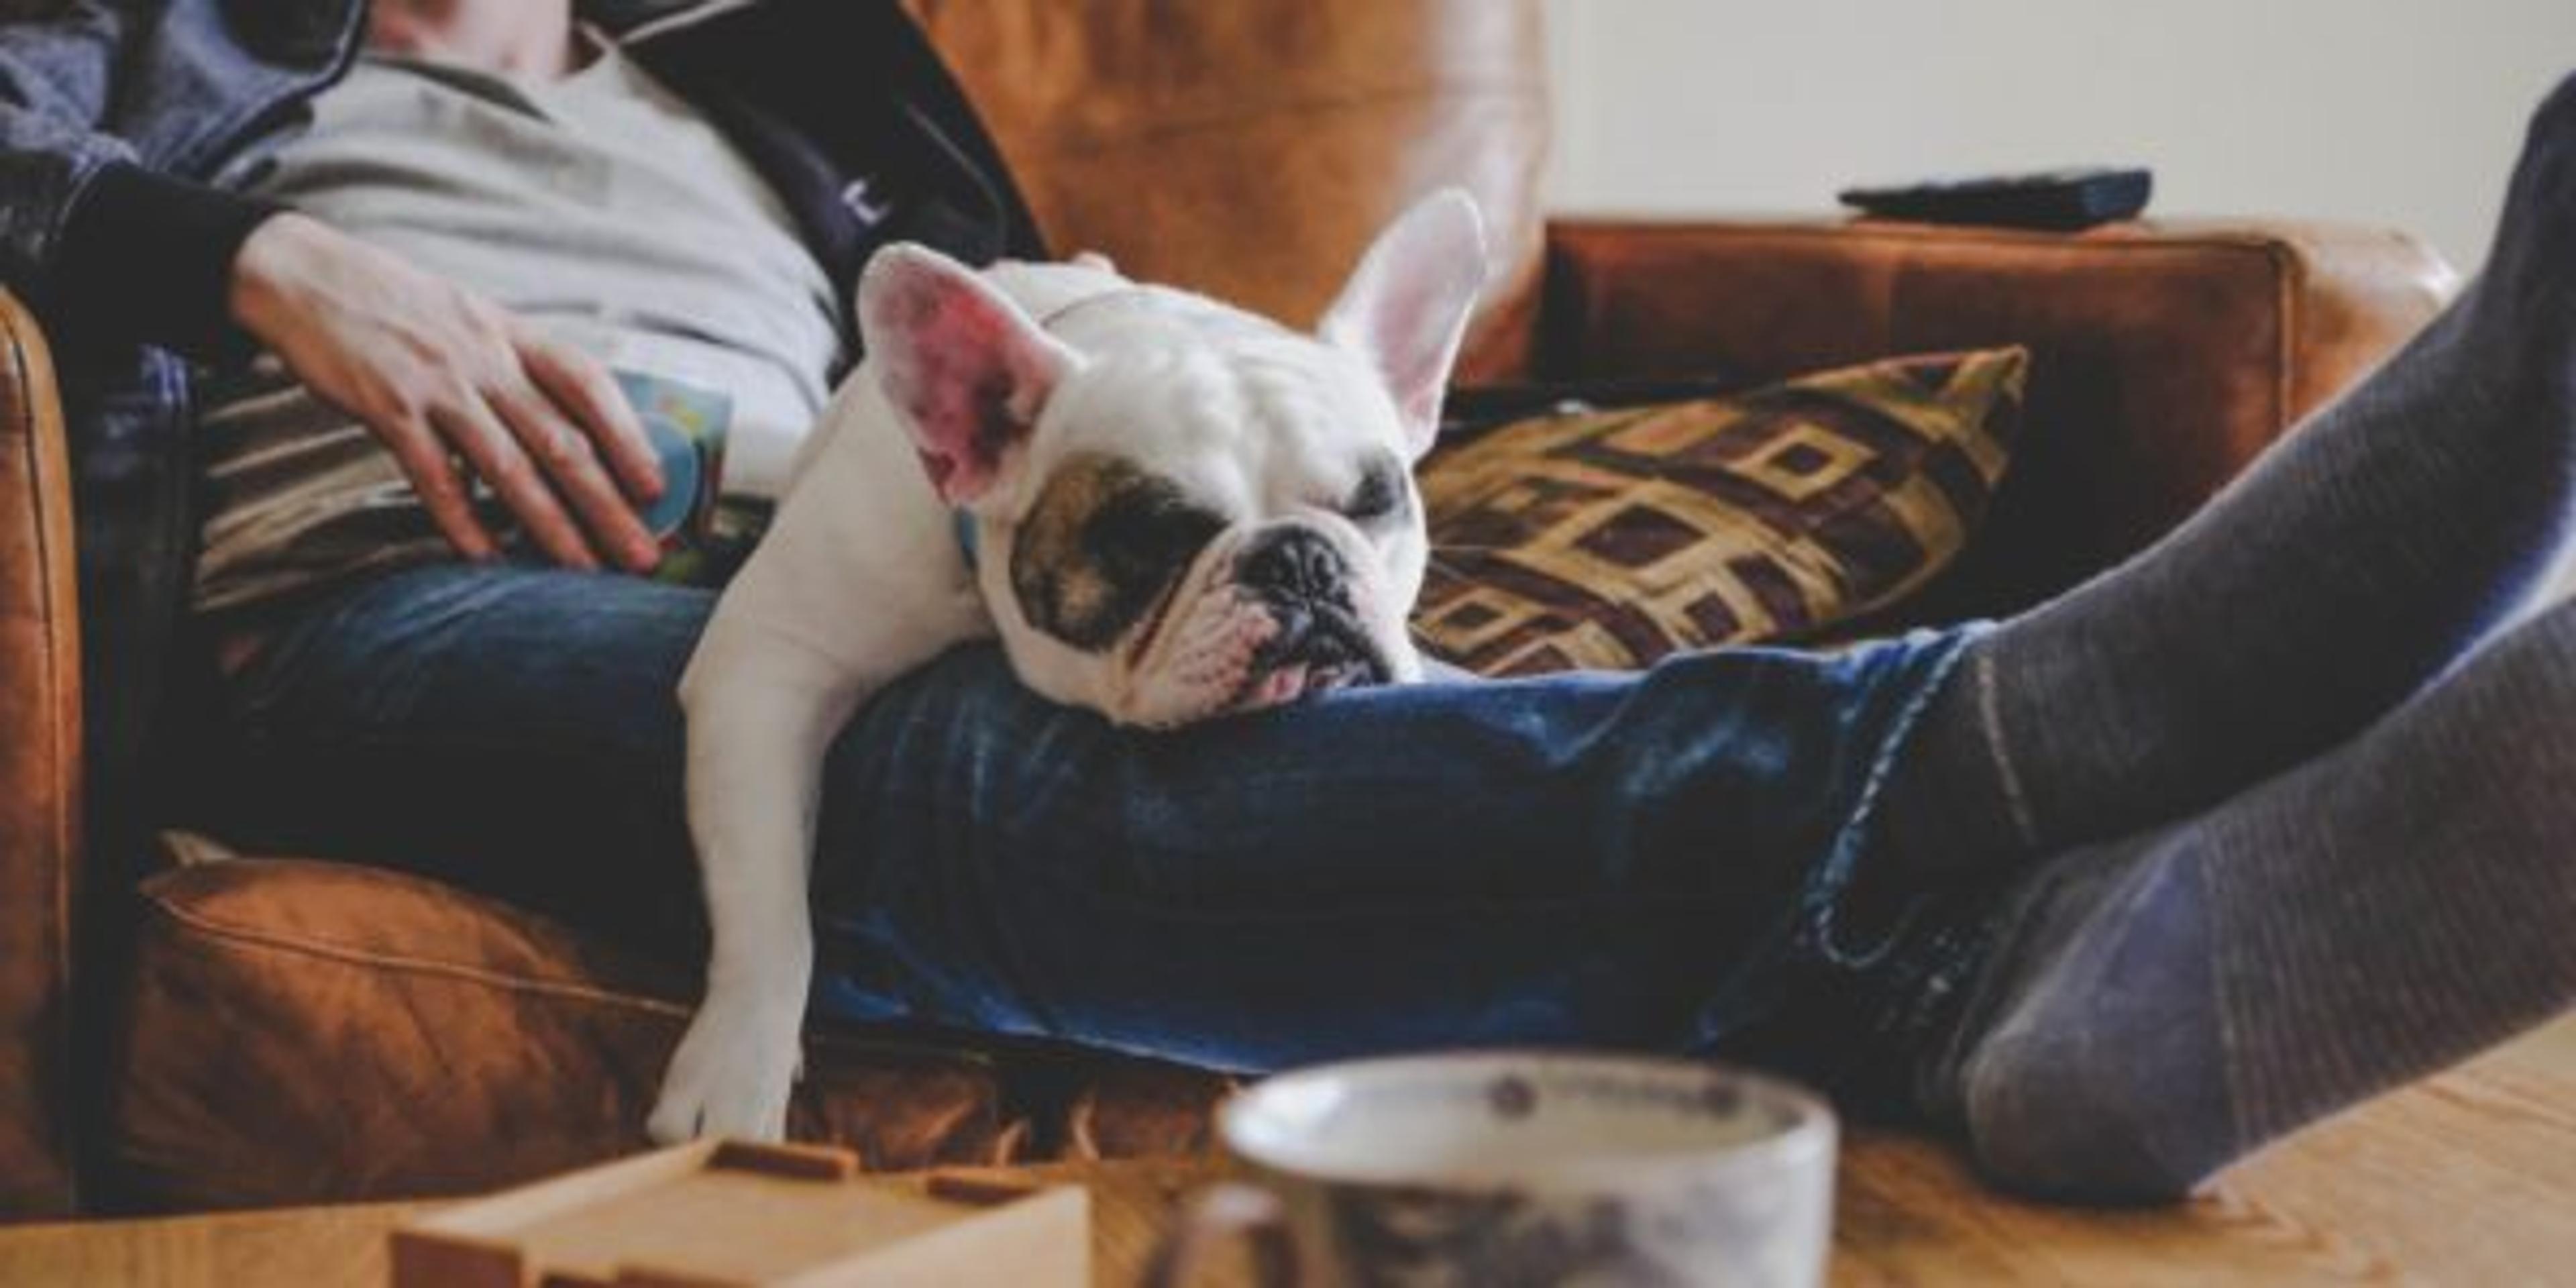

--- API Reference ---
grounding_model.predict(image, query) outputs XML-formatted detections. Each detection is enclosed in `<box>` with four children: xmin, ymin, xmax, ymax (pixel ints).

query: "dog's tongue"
<box><xmin>1234</xmin><ymin>608</ymin><xmax>1393</xmax><ymax>712</ymax></box>
<box><xmin>1249</xmin><ymin>664</ymin><xmax>1311</xmax><ymax>708</ymax></box>
<box><xmin>1241</xmin><ymin>656</ymin><xmax>1381</xmax><ymax>712</ymax></box>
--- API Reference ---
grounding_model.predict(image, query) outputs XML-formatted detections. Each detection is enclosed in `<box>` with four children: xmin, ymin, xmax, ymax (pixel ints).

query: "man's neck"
<box><xmin>366</xmin><ymin>0</ymin><xmax>581</xmax><ymax>80</ymax></box>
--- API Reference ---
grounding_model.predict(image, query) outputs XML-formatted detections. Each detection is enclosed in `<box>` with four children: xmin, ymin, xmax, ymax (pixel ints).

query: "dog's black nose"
<box><xmin>1236</xmin><ymin>527</ymin><xmax>1350</xmax><ymax>604</ymax></box>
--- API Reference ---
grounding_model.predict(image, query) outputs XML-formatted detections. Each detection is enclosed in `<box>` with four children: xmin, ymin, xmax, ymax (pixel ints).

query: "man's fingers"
<box><xmin>492</xmin><ymin>382</ymin><xmax>663</xmax><ymax>572</ymax></box>
<box><xmin>433</xmin><ymin>396</ymin><xmax>602</xmax><ymax>572</ymax></box>
<box><xmin>233</xmin><ymin>225</ymin><xmax>665</xmax><ymax>572</ymax></box>
<box><xmin>376</xmin><ymin>417</ymin><xmax>500</xmax><ymax>562</ymax></box>
<box><xmin>519</xmin><ymin>335</ymin><xmax>665</xmax><ymax>503</ymax></box>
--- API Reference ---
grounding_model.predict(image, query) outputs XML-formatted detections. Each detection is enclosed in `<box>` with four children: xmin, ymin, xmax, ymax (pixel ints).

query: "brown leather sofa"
<box><xmin>0</xmin><ymin>0</ymin><xmax>2455</xmax><ymax>1219</ymax></box>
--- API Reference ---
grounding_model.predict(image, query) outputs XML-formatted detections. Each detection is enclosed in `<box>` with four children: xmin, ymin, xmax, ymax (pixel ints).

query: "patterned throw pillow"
<box><xmin>1412</xmin><ymin>347</ymin><xmax>2029</xmax><ymax>676</ymax></box>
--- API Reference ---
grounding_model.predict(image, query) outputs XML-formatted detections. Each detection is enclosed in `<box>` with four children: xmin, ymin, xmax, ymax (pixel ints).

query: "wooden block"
<box><xmin>391</xmin><ymin>1141</ymin><xmax>1089</xmax><ymax>1287</ymax></box>
<box><xmin>923</xmin><ymin>1169</ymin><xmax>1052</xmax><ymax>1206</ymax></box>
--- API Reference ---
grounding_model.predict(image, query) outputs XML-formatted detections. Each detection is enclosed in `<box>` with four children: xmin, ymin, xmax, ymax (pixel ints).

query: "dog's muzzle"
<box><xmin>1232</xmin><ymin>527</ymin><xmax>1393</xmax><ymax>700</ymax></box>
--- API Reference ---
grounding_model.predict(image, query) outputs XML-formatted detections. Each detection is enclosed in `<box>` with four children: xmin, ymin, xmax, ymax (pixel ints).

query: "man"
<box><xmin>1</xmin><ymin>0</ymin><xmax>1038</xmax><ymax>900</ymax></box>
<box><xmin>5</xmin><ymin>0</ymin><xmax>2574</xmax><ymax>1199</ymax></box>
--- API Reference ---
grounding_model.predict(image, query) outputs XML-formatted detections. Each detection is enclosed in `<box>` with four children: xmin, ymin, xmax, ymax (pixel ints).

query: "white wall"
<box><xmin>1546</xmin><ymin>1</ymin><xmax>2576</xmax><ymax>274</ymax></box>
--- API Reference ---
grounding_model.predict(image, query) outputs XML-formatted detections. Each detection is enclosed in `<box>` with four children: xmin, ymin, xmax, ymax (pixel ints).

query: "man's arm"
<box><xmin>0</xmin><ymin>3</ymin><xmax>282</xmax><ymax>358</ymax></box>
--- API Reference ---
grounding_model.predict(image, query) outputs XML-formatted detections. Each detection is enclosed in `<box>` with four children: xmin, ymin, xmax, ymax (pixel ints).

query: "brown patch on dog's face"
<box><xmin>1010</xmin><ymin>452</ymin><xmax>1227</xmax><ymax>652</ymax></box>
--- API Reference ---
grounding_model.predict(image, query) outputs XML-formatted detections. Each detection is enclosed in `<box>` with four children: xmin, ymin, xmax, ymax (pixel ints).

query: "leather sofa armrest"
<box><xmin>0</xmin><ymin>287</ymin><xmax>83</xmax><ymax>1220</ymax></box>
<box><xmin>1536</xmin><ymin>217</ymin><xmax>2457</xmax><ymax>617</ymax></box>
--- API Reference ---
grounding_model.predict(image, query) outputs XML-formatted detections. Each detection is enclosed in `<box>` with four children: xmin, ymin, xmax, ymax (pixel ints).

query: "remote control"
<box><xmin>1837</xmin><ymin>166</ymin><xmax>2153</xmax><ymax>231</ymax></box>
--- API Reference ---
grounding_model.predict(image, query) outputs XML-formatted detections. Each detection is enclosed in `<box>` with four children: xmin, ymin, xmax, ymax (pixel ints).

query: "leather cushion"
<box><xmin>1415</xmin><ymin>347</ymin><xmax>2028</xmax><ymax>674</ymax></box>
<box><xmin>112</xmin><ymin>858</ymin><xmax>1226</xmax><ymax>1211</ymax></box>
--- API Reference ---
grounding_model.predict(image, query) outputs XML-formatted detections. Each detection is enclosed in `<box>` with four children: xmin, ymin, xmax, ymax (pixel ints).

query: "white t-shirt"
<box><xmin>195</xmin><ymin>31</ymin><xmax>846</xmax><ymax>612</ymax></box>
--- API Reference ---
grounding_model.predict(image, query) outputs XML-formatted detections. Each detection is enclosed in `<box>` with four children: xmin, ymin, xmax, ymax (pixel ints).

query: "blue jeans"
<box><xmin>192</xmin><ymin>561</ymin><xmax>1979</xmax><ymax>1084</ymax></box>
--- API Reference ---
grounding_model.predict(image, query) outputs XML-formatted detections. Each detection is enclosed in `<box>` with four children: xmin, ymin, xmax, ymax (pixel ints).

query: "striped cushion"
<box><xmin>1413</xmin><ymin>347</ymin><xmax>2029</xmax><ymax>676</ymax></box>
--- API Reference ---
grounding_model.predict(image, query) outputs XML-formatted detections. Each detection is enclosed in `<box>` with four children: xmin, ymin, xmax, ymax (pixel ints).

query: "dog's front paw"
<box><xmin>647</xmin><ymin>996</ymin><xmax>804</xmax><ymax>1144</ymax></box>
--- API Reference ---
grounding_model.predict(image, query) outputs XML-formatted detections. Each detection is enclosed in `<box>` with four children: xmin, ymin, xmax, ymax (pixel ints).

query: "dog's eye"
<box><xmin>1091</xmin><ymin>491</ymin><xmax>1224</xmax><ymax>572</ymax></box>
<box><xmin>1341</xmin><ymin>458</ymin><xmax>1407</xmax><ymax>525</ymax></box>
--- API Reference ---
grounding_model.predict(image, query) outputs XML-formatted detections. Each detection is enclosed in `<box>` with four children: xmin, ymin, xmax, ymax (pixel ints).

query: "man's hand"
<box><xmin>227</xmin><ymin>212</ymin><xmax>665</xmax><ymax>572</ymax></box>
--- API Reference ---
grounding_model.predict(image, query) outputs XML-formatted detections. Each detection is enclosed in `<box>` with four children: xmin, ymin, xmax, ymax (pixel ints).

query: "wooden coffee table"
<box><xmin>5</xmin><ymin>1019</ymin><xmax>2572</xmax><ymax>1285</ymax></box>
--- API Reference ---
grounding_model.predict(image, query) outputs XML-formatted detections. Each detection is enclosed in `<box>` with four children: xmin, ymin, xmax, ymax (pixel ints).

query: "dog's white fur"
<box><xmin>647</xmin><ymin>192</ymin><xmax>1489</xmax><ymax>1142</ymax></box>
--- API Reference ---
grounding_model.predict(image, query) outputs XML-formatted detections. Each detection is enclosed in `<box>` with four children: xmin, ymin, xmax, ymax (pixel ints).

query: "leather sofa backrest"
<box><xmin>900</xmin><ymin>0</ymin><xmax>1550</xmax><ymax>380</ymax></box>
<box><xmin>1541</xmin><ymin>218</ymin><xmax>2459</xmax><ymax>621</ymax></box>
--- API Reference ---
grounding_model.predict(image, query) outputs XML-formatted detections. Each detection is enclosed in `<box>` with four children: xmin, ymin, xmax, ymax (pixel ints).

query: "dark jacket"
<box><xmin>0</xmin><ymin>0</ymin><xmax>1043</xmax><ymax>872</ymax></box>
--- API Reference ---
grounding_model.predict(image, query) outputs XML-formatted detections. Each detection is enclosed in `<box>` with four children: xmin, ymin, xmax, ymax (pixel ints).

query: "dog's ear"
<box><xmin>860</xmin><ymin>243</ymin><xmax>1080</xmax><ymax>506</ymax></box>
<box><xmin>1318</xmin><ymin>189</ymin><xmax>1490</xmax><ymax>459</ymax></box>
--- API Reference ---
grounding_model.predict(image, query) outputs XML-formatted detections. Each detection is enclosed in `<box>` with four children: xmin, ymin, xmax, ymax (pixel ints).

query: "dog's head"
<box><xmin>858</xmin><ymin>191</ymin><xmax>1488</xmax><ymax>727</ymax></box>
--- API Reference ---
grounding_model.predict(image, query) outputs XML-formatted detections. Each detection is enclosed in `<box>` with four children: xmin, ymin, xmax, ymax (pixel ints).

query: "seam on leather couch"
<box><xmin>136</xmin><ymin>879</ymin><xmax>1009</xmax><ymax>1071</ymax></box>
<box><xmin>3</xmin><ymin>293</ymin><xmax>73</xmax><ymax>1014</ymax></box>
<box><xmin>2263</xmin><ymin>237</ymin><xmax>2300</xmax><ymax>433</ymax></box>
<box><xmin>1</xmin><ymin>286</ymin><xmax>78</xmax><ymax>1216</ymax></box>
<box><xmin>140</xmin><ymin>889</ymin><xmax>698</xmax><ymax>1018</ymax></box>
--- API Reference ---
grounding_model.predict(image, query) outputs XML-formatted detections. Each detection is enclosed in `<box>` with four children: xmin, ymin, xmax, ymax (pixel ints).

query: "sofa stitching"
<box><xmin>2261</xmin><ymin>237</ymin><xmax>2300</xmax><ymax>430</ymax></box>
<box><xmin>24</xmin><ymin>311</ymin><xmax>75</xmax><ymax>1029</ymax></box>
<box><xmin>143</xmin><ymin>893</ymin><xmax>696</xmax><ymax>1020</ymax></box>
<box><xmin>1559</xmin><ymin>219</ymin><xmax>2319</xmax><ymax>263</ymax></box>
<box><xmin>5</xmin><ymin>292</ymin><xmax>77</xmax><ymax>1208</ymax></box>
<box><xmin>139</xmin><ymin>890</ymin><xmax>1008</xmax><ymax>1071</ymax></box>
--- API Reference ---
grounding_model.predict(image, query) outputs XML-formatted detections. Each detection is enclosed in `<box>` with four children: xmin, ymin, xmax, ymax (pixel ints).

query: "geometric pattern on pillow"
<box><xmin>1412</xmin><ymin>347</ymin><xmax>2030</xmax><ymax>676</ymax></box>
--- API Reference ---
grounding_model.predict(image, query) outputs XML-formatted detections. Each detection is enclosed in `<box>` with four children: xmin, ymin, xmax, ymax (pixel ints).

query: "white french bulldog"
<box><xmin>647</xmin><ymin>191</ymin><xmax>1491</xmax><ymax>1142</ymax></box>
